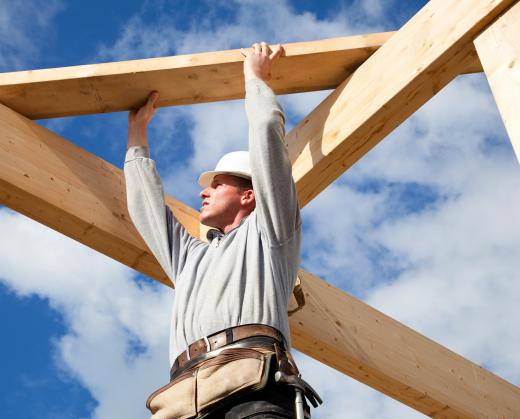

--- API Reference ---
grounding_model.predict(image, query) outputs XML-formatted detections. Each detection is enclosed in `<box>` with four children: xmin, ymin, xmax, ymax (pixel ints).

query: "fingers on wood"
<box><xmin>269</xmin><ymin>44</ymin><xmax>283</xmax><ymax>60</ymax></box>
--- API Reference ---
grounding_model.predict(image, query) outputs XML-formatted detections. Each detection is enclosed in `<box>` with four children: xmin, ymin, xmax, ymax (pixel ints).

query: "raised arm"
<box><xmin>242</xmin><ymin>43</ymin><xmax>301</xmax><ymax>245</ymax></box>
<box><xmin>124</xmin><ymin>93</ymin><xmax>200</xmax><ymax>284</ymax></box>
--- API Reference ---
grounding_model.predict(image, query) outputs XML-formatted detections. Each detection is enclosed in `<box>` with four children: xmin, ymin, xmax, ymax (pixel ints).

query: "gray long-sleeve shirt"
<box><xmin>124</xmin><ymin>79</ymin><xmax>301</xmax><ymax>365</ymax></box>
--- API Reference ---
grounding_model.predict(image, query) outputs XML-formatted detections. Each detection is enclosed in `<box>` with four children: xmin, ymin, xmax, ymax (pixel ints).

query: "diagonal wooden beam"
<box><xmin>0</xmin><ymin>102</ymin><xmax>193</xmax><ymax>286</ymax></box>
<box><xmin>293</xmin><ymin>270</ymin><xmax>520</xmax><ymax>418</ymax></box>
<box><xmin>1</xmin><ymin>102</ymin><xmax>520</xmax><ymax>418</ymax></box>
<box><xmin>0</xmin><ymin>31</ymin><xmax>483</xmax><ymax>121</ymax></box>
<box><xmin>474</xmin><ymin>2</ymin><xmax>520</xmax><ymax>163</ymax></box>
<box><xmin>287</xmin><ymin>0</ymin><xmax>515</xmax><ymax>208</ymax></box>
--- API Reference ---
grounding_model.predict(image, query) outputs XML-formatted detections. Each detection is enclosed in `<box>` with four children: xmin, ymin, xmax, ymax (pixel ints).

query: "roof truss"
<box><xmin>2</xmin><ymin>101</ymin><xmax>519</xmax><ymax>417</ymax></box>
<box><xmin>1</xmin><ymin>0</ymin><xmax>519</xmax><ymax>417</ymax></box>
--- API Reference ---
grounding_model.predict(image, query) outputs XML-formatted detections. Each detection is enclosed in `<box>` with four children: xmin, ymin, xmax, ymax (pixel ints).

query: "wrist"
<box><xmin>244</xmin><ymin>70</ymin><xmax>266</xmax><ymax>82</ymax></box>
<box><xmin>127</xmin><ymin>126</ymin><xmax>148</xmax><ymax>148</ymax></box>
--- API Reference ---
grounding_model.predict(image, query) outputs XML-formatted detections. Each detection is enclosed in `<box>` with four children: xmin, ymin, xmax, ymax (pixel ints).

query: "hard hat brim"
<box><xmin>198</xmin><ymin>171</ymin><xmax>252</xmax><ymax>188</ymax></box>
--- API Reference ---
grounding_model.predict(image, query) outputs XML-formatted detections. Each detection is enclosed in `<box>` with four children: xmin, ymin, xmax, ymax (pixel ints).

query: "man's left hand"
<box><xmin>241</xmin><ymin>42</ymin><xmax>283</xmax><ymax>82</ymax></box>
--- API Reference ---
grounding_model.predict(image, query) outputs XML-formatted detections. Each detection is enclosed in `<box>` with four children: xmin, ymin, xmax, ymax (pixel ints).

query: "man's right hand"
<box><xmin>127</xmin><ymin>91</ymin><xmax>159</xmax><ymax>149</ymax></box>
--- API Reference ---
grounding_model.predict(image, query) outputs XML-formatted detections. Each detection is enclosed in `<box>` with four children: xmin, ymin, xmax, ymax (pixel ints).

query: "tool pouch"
<box><xmin>146</xmin><ymin>348</ymin><xmax>273</xmax><ymax>419</ymax></box>
<box><xmin>273</xmin><ymin>343</ymin><xmax>322</xmax><ymax>410</ymax></box>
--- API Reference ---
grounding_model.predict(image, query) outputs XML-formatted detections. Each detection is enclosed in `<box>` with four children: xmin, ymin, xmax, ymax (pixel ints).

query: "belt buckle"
<box><xmin>186</xmin><ymin>336</ymin><xmax>212</xmax><ymax>362</ymax></box>
<box><xmin>203</xmin><ymin>336</ymin><xmax>211</xmax><ymax>351</ymax></box>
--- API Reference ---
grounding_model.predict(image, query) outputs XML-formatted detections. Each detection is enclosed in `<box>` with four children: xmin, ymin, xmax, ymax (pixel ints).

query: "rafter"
<box><xmin>0</xmin><ymin>31</ymin><xmax>483</xmax><ymax>121</ymax></box>
<box><xmin>475</xmin><ymin>1</ymin><xmax>520</xmax><ymax>162</ymax></box>
<box><xmin>293</xmin><ymin>270</ymin><xmax>520</xmax><ymax>418</ymax></box>
<box><xmin>0</xmin><ymin>103</ymin><xmax>192</xmax><ymax>285</ymax></box>
<box><xmin>0</xmin><ymin>32</ymin><xmax>394</xmax><ymax>120</ymax></box>
<box><xmin>1</xmin><ymin>101</ymin><xmax>520</xmax><ymax>418</ymax></box>
<box><xmin>287</xmin><ymin>0</ymin><xmax>515</xmax><ymax>207</ymax></box>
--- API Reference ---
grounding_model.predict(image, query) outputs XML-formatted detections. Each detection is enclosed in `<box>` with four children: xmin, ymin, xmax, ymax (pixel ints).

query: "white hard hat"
<box><xmin>198</xmin><ymin>151</ymin><xmax>251</xmax><ymax>188</ymax></box>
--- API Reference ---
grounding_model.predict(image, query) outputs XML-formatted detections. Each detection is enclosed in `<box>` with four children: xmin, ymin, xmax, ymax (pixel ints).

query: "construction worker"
<box><xmin>124</xmin><ymin>42</ymin><xmax>320</xmax><ymax>418</ymax></box>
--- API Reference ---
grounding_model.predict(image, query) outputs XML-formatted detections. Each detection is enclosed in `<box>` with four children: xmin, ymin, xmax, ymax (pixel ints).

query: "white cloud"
<box><xmin>0</xmin><ymin>0</ymin><xmax>63</xmax><ymax>71</ymax></box>
<box><xmin>301</xmin><ymin>184</ymin><xmax>389</xmax><ymax>293</ymax></box>
<box><xmin>0</xmin><ymin>209</ymin><xmax>173</xmax><ymax>419</ymax></box>
<box><xmin>298</xmin><ymin>72</ymin><xmax>520</xmax><ymax>413</ymax></box>
<box><xmin>366</xmin><ymin>156</ymin><xmax>520</xmax><ymax>383</ymax></box>
<box><xmin>97</xmin><ymin>14</ymin><xmax>179</xmax><ymax>61</ymax></box>
<box><xmin>173</xmin><ymin>0</ymin><xmax>354</xmax><ymax>53</ymax></box>
<box><xmin>97</xmin><ymin>0</ymin><xmax>360</xmax><ymax>62</ymax></box>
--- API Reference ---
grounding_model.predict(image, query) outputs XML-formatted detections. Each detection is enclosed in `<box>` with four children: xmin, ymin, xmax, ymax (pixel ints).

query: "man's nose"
<box><xmin>200</xmin><ymin>188</ymin><xmax>209</xmax><ymax>199</ymax></box>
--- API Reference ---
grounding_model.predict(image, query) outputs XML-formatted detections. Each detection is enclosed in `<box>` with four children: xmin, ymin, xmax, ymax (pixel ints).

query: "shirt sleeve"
<box><xmin>245</xmin><ymin>78</ymin><xmax>301</xmax><ymax>246</ymax></box>
<box><xmin>124</xmin><ymin>146</ymin><xmax>201</xmax><ymax>284</ymax></box>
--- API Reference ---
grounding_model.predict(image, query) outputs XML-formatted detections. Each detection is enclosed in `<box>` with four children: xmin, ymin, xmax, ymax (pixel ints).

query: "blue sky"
<box><xmin>1</xmin><ymin>1</ymin><xmax>520</xmax><ymax>418</ymax></box>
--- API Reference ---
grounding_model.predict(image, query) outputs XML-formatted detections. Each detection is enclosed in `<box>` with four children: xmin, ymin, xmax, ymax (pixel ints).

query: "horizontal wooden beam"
<box><xmin>0</xmin><ymin>31</ymin><xmax>482</xmax><ymax>120</ymax></box>
<box><xmin>475</xmin><ymin>2</ymin><xmax>520</xmax><ymax>163</ymax></box>
<box><xmin>287</xmin><ymin>0</ymin><xmax>510</xmax><ymax>207</ymax></box>
<box><xmin>1</xmin><ymin>102</ymin><xmax>519</xmax><ymax>418</ymax></box>
<box><xmin>0</xmin><ymin>32</ymin><xmax>393</xmax><ymax>119</ymax></box>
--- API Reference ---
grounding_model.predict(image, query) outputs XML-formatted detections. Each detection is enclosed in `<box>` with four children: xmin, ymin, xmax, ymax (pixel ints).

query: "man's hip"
<box><xmin>147</xmin><ymin>324</ymin><xmax>321</xmax><ymax>419</ymax></box>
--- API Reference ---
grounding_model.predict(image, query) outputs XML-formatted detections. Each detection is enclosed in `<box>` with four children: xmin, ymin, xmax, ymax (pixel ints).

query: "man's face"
<box><xmin>199</xmin><ymin>174</ymin><xmax>253</xmax><ymax>230</ymax></box>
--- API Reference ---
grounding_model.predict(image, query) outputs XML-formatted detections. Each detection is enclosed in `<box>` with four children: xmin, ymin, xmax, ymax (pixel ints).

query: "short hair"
<box><xmin>235</xmin><ymin>176</ymin><xmax>253</xmax><ymax>191</ymax></box>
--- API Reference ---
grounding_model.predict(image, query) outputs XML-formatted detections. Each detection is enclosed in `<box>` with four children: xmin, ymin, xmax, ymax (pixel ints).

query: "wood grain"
<box><xmin>293</xmin><ymin>270</ymin><xmax>520</xmax><ymax>418</ymax></box>
<box><xmin>0</xmin><ymin>102</ymin><xmax>199</xmax><ymax>286</ymax></box>
<box><xmin>475</xmin><ymin>1</ymin><xmax>520</xmax><ymax>163</ymax></box>
<box><xmin>0</xmin><ymin>33</ymin><xmax>392</xmax><ymax>119</ymax></box>
<box><xmin>0</xmin><ymin>31</ymin><xmax>482</xmax><ymax>120</ymax></box>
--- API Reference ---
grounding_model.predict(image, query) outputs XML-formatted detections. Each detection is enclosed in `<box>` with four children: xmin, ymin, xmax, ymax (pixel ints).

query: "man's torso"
<box><xmin>170</xmin><ymin>210</ymin><xmax>301</xmax><ymax>363</ymax></box>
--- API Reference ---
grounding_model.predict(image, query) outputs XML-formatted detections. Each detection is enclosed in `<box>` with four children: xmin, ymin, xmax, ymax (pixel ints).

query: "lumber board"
<box><xmin>0</xmin><ymin>102</ymin><xmax>198</xmax><ymax>286</ymax></box>
<box><xmin>286</xmin><ymin>0</ymin><xmax>514</xmax><ymax>207</ymax></box>
<box><xmin>0</xmin><ymin>33</ymin><xmax>393</xmax><ymax>119</ymax></box>
<box><xmin>293</xmin><ymin>270</ymin><xmax>520</xmax><ymax>418</ymax></box>
<box><xmin>475</xmin><ymin>2</ymin><xmax>520</xmax><ymax>163</ymax></box>
<box><xmin>2</xmin><ymin>103</ymin><xmax>520</xmax><ymax>418</ymax></box>
<box><xmin>0</xmin><ymin>32</ymin><xmax>483</xmax><ymax>120</ymax></box>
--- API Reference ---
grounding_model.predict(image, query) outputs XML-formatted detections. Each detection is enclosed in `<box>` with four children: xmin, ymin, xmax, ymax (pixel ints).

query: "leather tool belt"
<box><xmin>146</xmin><ymin>324</ymin><xmax>321</xmax><ymax>419</ymax></box>
<box><xmin>170</xmin><ymin>324</ymin><xmax>285</xmax><ymax>381</ymax></box>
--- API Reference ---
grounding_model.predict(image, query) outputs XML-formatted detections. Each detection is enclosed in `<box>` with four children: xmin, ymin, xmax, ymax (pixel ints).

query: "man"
<box><xmin>124</xmin><ymin>42</ymin><xmax>319</xmax><ymax>418</ymax></box>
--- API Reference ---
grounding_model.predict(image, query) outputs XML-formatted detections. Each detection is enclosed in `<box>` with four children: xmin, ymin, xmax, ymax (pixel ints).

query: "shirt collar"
<box><xmin>205</xmin><ymin>215</ymin><xmax>250</xmax><ymax>242</ymax></box>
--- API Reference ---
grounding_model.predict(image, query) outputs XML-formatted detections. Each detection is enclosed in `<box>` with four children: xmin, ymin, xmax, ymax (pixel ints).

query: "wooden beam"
<box><xmin>0</xmin><ymin>31</ymin><xmax>483</xmax><ymax>120</ymax></box>
<box><xmin>2</xmin><ymin>102</ymin><xmax>520</xmax><ymax>418</ymax></box>
<box><xmin>0</xmin><ymin>32</ymin><xmax>394</xmax><ymax>119</ymax></box>
<box><xmin>474</xmin><ymin>2</ymin><xmax>520</xmax><ymax>163</ymax></box>
<box><xmin>0</xmin><ymin>102</ymin><xmax>197</xmax><ymax>286</ymax></box>
<box><xmin>293</xmin><ymin>270</ymin><xmax>520</xmax><ymax>418</ymax></box>
<box><xmin>286</xmin><ymin>0</ymin><xmax>513</xmax><ymax>207</ymax></box>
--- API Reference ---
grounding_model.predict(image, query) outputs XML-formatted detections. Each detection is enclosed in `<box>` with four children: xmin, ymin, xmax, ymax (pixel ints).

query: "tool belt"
<box><xmin>146</xmin><ymin>324</ymin><xmax>322</xmax><ymax>419</ymax></box>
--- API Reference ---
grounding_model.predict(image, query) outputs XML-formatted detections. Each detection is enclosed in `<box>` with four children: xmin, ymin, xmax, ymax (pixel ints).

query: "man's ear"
<box><xmin>241</xmin><ymin>189</ymin><xmax>255</xmax><ymax>206</ymax></box>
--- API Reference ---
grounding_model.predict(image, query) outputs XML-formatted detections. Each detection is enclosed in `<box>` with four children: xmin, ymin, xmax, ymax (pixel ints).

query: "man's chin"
<box><xmin>200</xmin><ymin>213</ymin><xmax>217</xmax><ymax>229</ymax></box>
